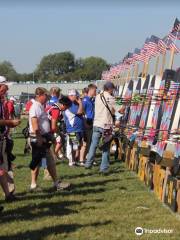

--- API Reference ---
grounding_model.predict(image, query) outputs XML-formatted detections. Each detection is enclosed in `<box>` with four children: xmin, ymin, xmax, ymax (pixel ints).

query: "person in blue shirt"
<box><xmin>48</xmin><ymin>87</ymin><xmax>61</xmax><ymax>105</ymax></box>
<box><xmin>82</xmin><ymin>84</ymin><xmax>97</xmax><ymax>154</ymax></box>
<box><xmin>64</xmin><ymin>90</ymin><xmax>84</xmax><ymax>166</ymax></box>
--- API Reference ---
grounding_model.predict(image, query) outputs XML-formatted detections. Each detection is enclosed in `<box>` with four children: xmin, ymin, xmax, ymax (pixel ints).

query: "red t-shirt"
<box><xmin>7</xmin><ymin>100</ymin><xmax>15</xmax><ymax>115</ymax></box>
<box><xmin>25</xmin><ymin>100</ymin><xmax>34</xmax><ymax>112</ymax></box>
<box><xmin>45</xmin><ymin>105</ymin><xmax>61</xmax><ymax>120</ymax></box>
<box><xmin>45</xmin><ymin>105</ymin><xmax>62</xmax><ymax>133</ymax></box>
<box><xmin>51</xmin><ymin>108</ymin><xmax>61</xmax><ymax>120</ymax></box>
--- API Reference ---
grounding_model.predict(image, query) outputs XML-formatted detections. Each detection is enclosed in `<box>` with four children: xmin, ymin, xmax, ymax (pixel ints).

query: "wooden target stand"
<box><xmin>164</xmin><ymin>174</ymin><xmax>180</xmax><ymax>212</ymax></box>
<box><xmin>155</xmin><ymin>47</ymin><xmax>179</xmax><ymax>205</ymax></box>
<box><xmin>115</xmin><ymin>46</ymin><xmax>180</xmax><ymax>213</ymax></box>
<box><xmin>124</xmin><ymin>64</ymin><xmax>142</xmax><ymax>168</ymax></box>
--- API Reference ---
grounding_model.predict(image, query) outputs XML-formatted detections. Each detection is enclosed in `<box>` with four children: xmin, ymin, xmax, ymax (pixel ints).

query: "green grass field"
<box><xmin>0</xmin><ymin>122</ymin><xmax>180</xmax><ymax>240</ymax></box>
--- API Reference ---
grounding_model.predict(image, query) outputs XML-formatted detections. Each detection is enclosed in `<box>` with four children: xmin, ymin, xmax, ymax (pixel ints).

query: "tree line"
<box><xmin>0</xmin><ymin>51</ymin><xmax>109</xmax><ymax>82</ymax></box>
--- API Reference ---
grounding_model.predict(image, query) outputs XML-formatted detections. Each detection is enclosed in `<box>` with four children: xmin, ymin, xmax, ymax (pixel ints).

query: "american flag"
<box><xmin>166</xmin><ymin>36</ymin><xmax>180</xmax><ymax>53</ymax></box>
<box><xmin>133</xmin><ymin>48</ymin><xmax>147</xmax><ymax>62</ymax></box>
<box><xmin>172</xmin><ymin>18</ymin><xmax>180</xmax><ymax>32</ymax></box>
<box><xmin>101</xmin><ymin>70</ymin><xmax>111</xmax><ymax>80</ymax></box>
<box><xmin>140</xmin><ymin>48</ymin><xmax>150</xmax><ymax>61</ymax></box>
<box><xmin>158</xmin><ymin>37</ymin><xmax>167</xmax><ymax>54</ymax></box>
<box><xmin>168</xmin><ymin>31</ymin><xmax>180</xmax><ymax>41</ymax></box>
<box><xmin>143</xmin><ymin>38</ymin><xmax>150</xmax><ymax>51</ymax></box>
<box><xmin>145</xmin><ymin>35</ymin><xmax>159</xmax><ymax>57</ymax></box>
<box><xmin>123</xmin><ymin>52</ymin><xmax>134</xmax><ymax>65</ymax></box>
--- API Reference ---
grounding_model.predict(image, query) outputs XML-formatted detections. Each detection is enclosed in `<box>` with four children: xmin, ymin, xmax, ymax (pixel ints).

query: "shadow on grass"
<box><xmin>0</xmin><ymin>187</ymin><xmax>106</xmax><ymax>204</ymax></box>
<box><xmin>15</xmin><ymin>164</ymin><xmax>29</xmax><ymax>169</ymax></box>
<box><xmin>61</xmin><ymin>171</ymin><xmax>96</xmax><ymax>179</ymax></box>
<box><xmin>0</xmin><ymin>220</ymin><xmax>112</xmax><ymax>240</ymax></box>
<box><xmin>15</xmin><ymin>153</ymin><xmax>28</xmax><ymax>157</ymax></box>
<box><xmin>125</xmin><ymin>176</ymin><xmax>136</xmax><ymax>180</ymax></box>
<box><xmin>74</xmin><ymin>178</ymin><xmax>119</xmax><ymax>188</ymax></box>
<box><xmin>0</xmin><ymin>200</ymin><xmax>80</xmax><ymax>224</ymax></box>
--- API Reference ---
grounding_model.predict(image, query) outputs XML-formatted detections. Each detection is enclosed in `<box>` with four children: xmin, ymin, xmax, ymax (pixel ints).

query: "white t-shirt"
<box><xmin>29</xmin><ymin>100</ymin><xmax>50</xmax><ymax>134</ymax></box>
<box><xmin>93</xmin><ymin>91</ymin><xmax>115</xmax><ymax>129</ymax></box>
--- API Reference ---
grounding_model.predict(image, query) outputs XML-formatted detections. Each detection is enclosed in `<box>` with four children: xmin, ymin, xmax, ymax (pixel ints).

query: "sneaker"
<box><xmin>5</xmin><ymin>193</ymin><xmax>18</xmax><ymax>202</ymax></box>
<box><xmin>93</xmin><ymin>161</ymin><xmax>98</xmax><ymax>166</ymax></box>
<box><xmin>58</xmin><ymin>153</ymin><xmax>64</xmax><ymax>159</ymax></box>
<box><xmin>8</xmin><ymin>171</ymin><xmax>15</xmax><ymax>194</ymax></box>
<box><xmin>55</xmin><ymin>181</ymin><xmax>71</xmax><ymax>191</ymax></box>
<box><xmin>69</xmin><ymin>162</ymin><xmax>76</xmax><ymax>167</ymax></box>
<box><xmin>8</xmin><ymin>183</ymin><xmax>15</xmax><ymax>194</ymax></box>
<box><xmin>78</xmin><ymin>162</ymin><xmax>85</xmax><ymax>167</ymax></box>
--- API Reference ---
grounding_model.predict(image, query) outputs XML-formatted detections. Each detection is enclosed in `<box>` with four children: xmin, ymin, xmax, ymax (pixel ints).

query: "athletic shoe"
<box><xmin>69</xmin><ymin>162</ymin><xmax>76</xmax><ymax>167</ymax></box>
<box><xmin>55</xmin><ymin>181</ymin><xmax>71</xmax><ymax>191</ymax></box>
<box><xmin>78</xmin><ymin>162</ymin><xmax>85</xmax><ymax>167</ymax></box>
<box><xmin>5</xmin><ymin>193</ymin><xmax>18</xmax><ymax>202</ymax></box>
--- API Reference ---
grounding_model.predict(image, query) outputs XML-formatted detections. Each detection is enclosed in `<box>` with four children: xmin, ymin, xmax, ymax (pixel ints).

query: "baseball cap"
<box><xmin>68</xmin><ymin>89</ymin><xmax>79</xmax><ymax>96</ymax></box>
<box><xmin>103</xmin><ymin>81</ymin><xmax>115</xmax><ymax>90</ymax></box>
<box><xmin>0</xmin><ymin>76</ymin><xmax>12</xmax><ymax>86</ymax></box>
<box><xmin>10</xmin><ymin>97</ymin><xmax>16</xmax><ymax>101</ymax></box>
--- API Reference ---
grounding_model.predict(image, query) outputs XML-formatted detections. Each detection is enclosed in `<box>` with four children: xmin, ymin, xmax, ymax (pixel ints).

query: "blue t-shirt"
<box><xmin>64</xmin><ymin>102</ymin><xmax>84</xmax><ymax>133</ymax></box>
<box><xmin>82</xmin><ymin>96</ymin><xmax>95</xmax><ymax>120</ymax></box>
<box><xmin>48</xmin><ymin>96</ymin><xmax>59</xmax><ymax>105</ymax></box>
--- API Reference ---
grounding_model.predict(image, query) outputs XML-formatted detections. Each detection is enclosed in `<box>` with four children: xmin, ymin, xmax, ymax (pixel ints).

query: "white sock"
<box><xmin>30</xmin><ymin>183</ymin><xmax>37</xmax><ymax>189</ymax></box>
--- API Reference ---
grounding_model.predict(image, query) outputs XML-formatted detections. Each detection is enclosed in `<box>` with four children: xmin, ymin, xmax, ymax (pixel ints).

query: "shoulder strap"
<box><xmin>47</xmin><ymin>103</ymin><xmax>61</xmax><ymax>119</ymax></box>
<box><xmin>100</xmin><ymin>92</ymin><xmax>115</xmax><ymax>120</ymax></box>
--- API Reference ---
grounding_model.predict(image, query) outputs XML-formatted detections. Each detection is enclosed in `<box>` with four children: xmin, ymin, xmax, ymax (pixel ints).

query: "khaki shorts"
<box><xmin>0</xmin><ymin>139</ymin><xmax>8</xmax><ymax>172</ymax></box>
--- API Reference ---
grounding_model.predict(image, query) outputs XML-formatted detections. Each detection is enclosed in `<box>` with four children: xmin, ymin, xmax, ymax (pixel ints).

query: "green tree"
<box><xmin>0</xmin><ymin>61</ymin><xmax>18</xmax><ymax>81</ymax></box>
<box><xmin>36</xmin><ymin>51</ymin><xmax>75</xmax><ymax>81</ymax></box>
<box><xmin>74</xmin><ymin>57</ymin><xmax>109</xmax><ymax>81</ymax></box>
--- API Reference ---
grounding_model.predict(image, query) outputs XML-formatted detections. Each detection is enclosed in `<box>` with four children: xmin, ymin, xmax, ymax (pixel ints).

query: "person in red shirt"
<box><xmin>47</xmin><ymin>96</ymin><xmax>72</xmax><ymax>158</ymax></box>
<box><xmin>7</xmin><ymin>97</ymin><xmax>16</xmax><ymax>119</ymax></box>
<box><xmin>25</xmin><ymin>98</ymin><xmax>35</xmax><ymax>113</ymax></box>
<box><xmin>0</xmin><ymin>77</ymin><xmax>21</xmax><ymax>203</ymax></box>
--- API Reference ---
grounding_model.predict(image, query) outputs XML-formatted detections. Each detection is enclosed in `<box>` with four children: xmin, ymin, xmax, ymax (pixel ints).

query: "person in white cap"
<box><xmin>0</xmin><ymin>76</ymin><xmax>21</xmax><ymax>202</ymax></box>
<box><xmin>64</xmin><ymin>89</ymin><xmax>85</xmax><ymax>166</ymax></box>
<box><xmin>7</xmin><ymin>96</ymin><xmax>16</xmax><ymax>119</ymax></box>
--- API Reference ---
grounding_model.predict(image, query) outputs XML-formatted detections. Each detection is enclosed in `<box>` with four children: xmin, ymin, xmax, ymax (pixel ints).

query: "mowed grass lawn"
<box><xmin>0</xmin><ymin>121</ymin><xmax>180</xmax><ymax>240</ymax></box>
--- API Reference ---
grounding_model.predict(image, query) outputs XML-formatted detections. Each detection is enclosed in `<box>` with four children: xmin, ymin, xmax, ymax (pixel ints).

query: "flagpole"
<box><xmin>122</xmin><ymin>69</ymin><xmax>126</xmax><ymax>84</ymax></box>
<box><xmin>144</xmin><ymin>60</ymin><xmax>149</xmax><ymax>78</ymax></box>
<box><xmin>169</xmin><ymin>46</ymin><xmax>175</xmax><ymax>69</ymax></box>
<box><xmin>142</xmin><ymin>62</ymin><xmax>146</xmax><ymax>78</ymax></box>
<box><xmin>125</xmin><ymin>68</ymin><xmax>130</xmax><ymax>82</ymax></box>
<box><xmin>142</xmin><ymin>59</ymin><xmax>149</xmax><ymax>78</ymax></box>
<box><xmin>154</xmin><ymin>55</ymin><xmax>160</xmax><ymax>76</ymax></box>
<box><xmin>160</xmin><ymin>52</ymin><xmax>166</xmax><ymax>77</ymax></box>
<box><xmin>134</xmin><ymin>62</ymin><xmax>139</xmax><ymax>79</ymax></box>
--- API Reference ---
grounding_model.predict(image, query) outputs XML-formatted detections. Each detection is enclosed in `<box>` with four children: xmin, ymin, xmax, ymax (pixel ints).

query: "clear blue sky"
<box><xmin>0</xmin><ymin>0</ymin><xmax>180</xmax><ymax>73</ymax></box>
